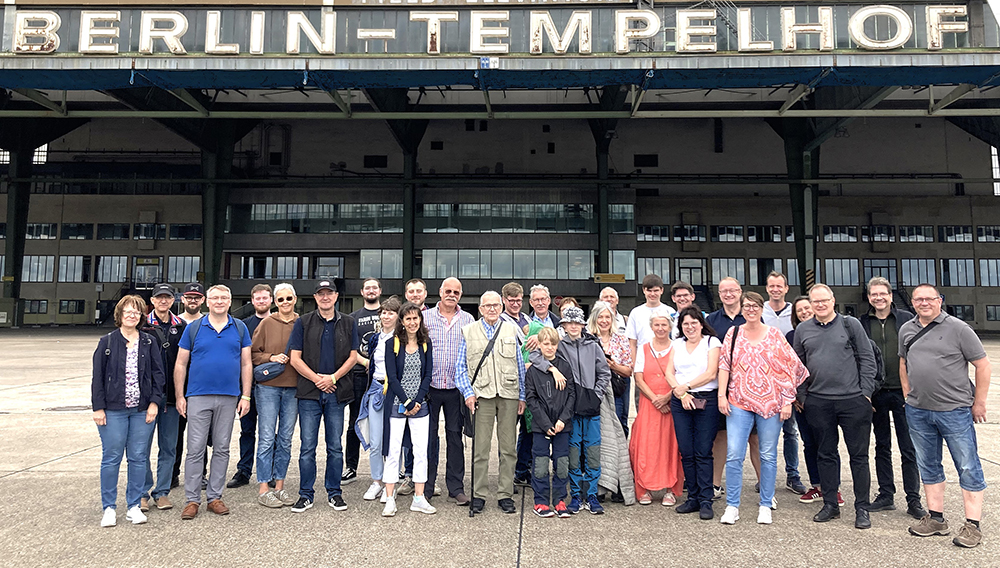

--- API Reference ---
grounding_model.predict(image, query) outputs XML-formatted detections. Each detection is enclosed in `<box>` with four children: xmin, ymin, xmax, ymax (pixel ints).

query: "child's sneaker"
<box><xmin>585</xmin><ymin>495</ymin><xmax>604</xmax><ymax>515</ymax></box>
<box><xmin>567</xmin><ymin>495</ymin><xmax>583</xmax><ymax>514</ymax></box>
<box><xmin>534</xmin><ymin>503</ymin><xmax>555</xmax><ymax>518</ymax></box>
<box><xmin>555</xmin><ymin>501</ymin><xmax>572</xmax><ymax>518</ymax></box>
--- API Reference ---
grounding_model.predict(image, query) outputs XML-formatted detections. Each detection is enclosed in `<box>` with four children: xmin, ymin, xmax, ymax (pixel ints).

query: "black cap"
<box><xmin>314</xmin><ymin>278</ymin><xmax>345</xmax><ymax>294</ymax></box>
<box><xmin>151</xmin><ymin>283</ymin><xmax>176</xmax><ymax>298</ymax></box>
<box><xmin>183</xmin><ymin>282</ymin><xmax>205</xmax><ymax>296</ymax></box>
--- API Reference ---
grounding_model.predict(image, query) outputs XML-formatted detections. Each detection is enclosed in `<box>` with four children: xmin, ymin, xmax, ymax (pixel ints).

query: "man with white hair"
<box><xmin>456</xmin><ymin>291</ymin><xmax>526</xmax><ymax>515</ymax></box>
<box><xmin>599</xmin><ymin>287</ymin><xmax>627</xmax><ymax>334</ymax></box>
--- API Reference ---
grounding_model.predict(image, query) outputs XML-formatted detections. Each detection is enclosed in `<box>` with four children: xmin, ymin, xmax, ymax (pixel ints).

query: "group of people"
<box><xmin>91</xmin><ymin>270</ymin><xmax>991</xmax><ymax>548</ymax></box>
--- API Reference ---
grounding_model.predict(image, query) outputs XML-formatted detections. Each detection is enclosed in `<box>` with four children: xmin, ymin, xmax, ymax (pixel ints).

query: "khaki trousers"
<box><xmin>473</xmin><ymin>396</ymin><xmax>519</xmax><ymax>501</ymax></box>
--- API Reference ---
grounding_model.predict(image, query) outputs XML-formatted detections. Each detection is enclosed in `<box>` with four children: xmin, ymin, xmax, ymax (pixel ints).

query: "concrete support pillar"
<box><xmin>402</xmin><ymin>152</ymin><xmax>417</xmax><ymax>281</ymax></box>
<box><xmin>597</xmin><ymin>150</ymin><xmax>610</xmax><ymax>274</ymax></box>
<box><xmin>201</xmin><ymin>123</ymin><xmax>236</xmax><ymax>287</ymax></box>
<box><xmin>2</xmin><ymin>149</ymin><xmax>33</xmax><ymax>326</ymax></box>
<box><xmin>781</xmin><ymin>118</ymin><xmax>820</xmax><ymax>294</ymax></box>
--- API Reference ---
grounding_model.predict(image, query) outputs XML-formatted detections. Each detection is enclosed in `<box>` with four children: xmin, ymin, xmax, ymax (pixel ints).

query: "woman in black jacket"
<box><xmin>92</xmin><ymin>295</ymin><xmax>166</xmax><ymax>528</ymax></box>
<box><xmin>380</xmin><ymin>302</ymin><xmax>435</xmax><ymax>517</ymax></box>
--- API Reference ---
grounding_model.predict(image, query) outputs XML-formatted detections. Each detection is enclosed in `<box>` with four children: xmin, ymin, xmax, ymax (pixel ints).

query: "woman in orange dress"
<box><xmin>629</xmin><ymin>307</ymin><xmax>685</xmax><ymax>506</ymax></box>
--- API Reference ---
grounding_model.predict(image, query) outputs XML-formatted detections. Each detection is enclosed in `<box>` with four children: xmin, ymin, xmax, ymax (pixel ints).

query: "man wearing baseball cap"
<box><xmin>140</xmin><ymin>284</ymin><xmax>187</xmax><ymax>512</ymax></box>
<box><xmin>287</xmin><ymin>279</ymin><xmax>360</xmax><ymax>513</ymax></box>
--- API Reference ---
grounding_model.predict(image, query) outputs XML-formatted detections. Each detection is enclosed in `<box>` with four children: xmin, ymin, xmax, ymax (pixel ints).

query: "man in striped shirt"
<box><xmin>424</xmin><ymin>277</ymin><xmax>475</xmax><ymax>506</ymax></box>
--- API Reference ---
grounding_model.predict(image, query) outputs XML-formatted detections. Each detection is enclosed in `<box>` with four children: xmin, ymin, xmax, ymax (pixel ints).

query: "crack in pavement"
<box><xmin>0</xmin><ymin>445</ymin><xmax>101</xmax><ymax>480</ymax></box>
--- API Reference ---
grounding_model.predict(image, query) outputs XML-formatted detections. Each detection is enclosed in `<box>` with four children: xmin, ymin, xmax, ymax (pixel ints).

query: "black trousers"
<box><xmin>345</xmin><ymin>373</ymin><xmax>369</xmax><ymax>471</ymax></box>
<box><xmin>805</xmin><ymin>394</ymin><xmax>873</xmax><ymax>511</ymax></box>
<box><xmin>426</xmin><ymin>387</ymin><xmax>466</xmax><ymax>497</ymax></box>
<box><xmin>236</xmin><ymin>390</ymin><xmax>258</xmax><ymax>478</ymax></box>
<box><xmin>872</xmin><ymin>389</ymin><xmax>921</xmax><ymax>505</ymax></box>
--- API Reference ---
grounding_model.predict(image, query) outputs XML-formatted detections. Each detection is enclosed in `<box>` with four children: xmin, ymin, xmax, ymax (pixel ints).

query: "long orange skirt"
<box><xmin>629</xmin><ymin>395</ymin><xmax>685</xmax><ymax>495</ymax></box>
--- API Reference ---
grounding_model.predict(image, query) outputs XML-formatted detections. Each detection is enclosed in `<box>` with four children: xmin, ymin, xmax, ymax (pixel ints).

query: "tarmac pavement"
<box><xmin>2</xmin><ymin>327</ymin><xmax>1000</xmax><ymax>567</ymax></box>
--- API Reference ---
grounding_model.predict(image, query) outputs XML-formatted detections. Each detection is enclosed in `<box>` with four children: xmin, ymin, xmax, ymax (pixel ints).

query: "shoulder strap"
<box><xmin>234</xmin><ymin>318</ymin><xmax>249</xmax><ymax>344</ymax></box>
<box><xmin>905</xmin><ymin>320</ymin><xmax>942</xmax><ymax>352</ymax></box>
<box><xmin>471</xmin><ymin>322</ymin><xmax>502</xmax><ymax>387</ymax></box>
<box><xmin>728</xmin><ymin>325</ymin><xmax>740</xmax><ymax>367</ymax></box>
<box><xmin>393</xmin><ymin>336</ymin><xmax>400</xmax><ymax>355</ymax></box>
<box><xmin>187</xmin><ymin>319</ymin><xmax>200</xmax><ymax>348</ymax></box>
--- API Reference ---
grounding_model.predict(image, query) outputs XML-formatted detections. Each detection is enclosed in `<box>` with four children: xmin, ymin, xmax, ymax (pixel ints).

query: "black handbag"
<box><xmin>610</xmin><ymin>370</ymin><xmax>628</xmax><ymax>398</ymax></box>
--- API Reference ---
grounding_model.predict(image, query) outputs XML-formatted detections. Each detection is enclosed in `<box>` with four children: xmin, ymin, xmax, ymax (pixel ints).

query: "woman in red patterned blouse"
<box><xmin>716</xmin><ymin>291</ymin><xmax>809</xmax><ymax>526</ymax></box>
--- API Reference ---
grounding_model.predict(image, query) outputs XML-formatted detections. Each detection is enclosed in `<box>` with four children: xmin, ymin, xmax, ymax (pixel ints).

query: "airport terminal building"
<box><xmin>2</xmin><ymin>0</ymin><xmax>1000</xmax><ymax>328</ymax></box>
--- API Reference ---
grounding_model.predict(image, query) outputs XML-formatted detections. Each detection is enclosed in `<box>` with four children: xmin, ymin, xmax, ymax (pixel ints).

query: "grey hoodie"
<box><xmin>529</xmin><ymin>332</ymin><xmax>611</xmax><ymax>417</ymax></box>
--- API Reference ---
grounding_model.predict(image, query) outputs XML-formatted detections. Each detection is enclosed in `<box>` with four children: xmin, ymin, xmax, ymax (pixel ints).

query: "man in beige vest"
<box><xmin>456</xmin><ymin>291</ymin><xmax>526</xmax><ymax>515</ymax></box>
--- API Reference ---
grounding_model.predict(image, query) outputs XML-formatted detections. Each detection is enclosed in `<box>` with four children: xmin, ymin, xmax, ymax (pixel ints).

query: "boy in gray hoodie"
<box><xmin>529</xmin><ymin>306</ymin><xmax>611</xmax><ymax>515</ymax></box>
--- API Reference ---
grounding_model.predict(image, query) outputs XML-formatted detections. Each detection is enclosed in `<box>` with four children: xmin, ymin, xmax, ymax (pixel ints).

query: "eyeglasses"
<box><xmin>276</xmin><ymin>296</ymin><xmax>294</xmax><ymax>303</ymax></box>
<box><xmin>182</xmin><ymin>295</ymin><xmax>202</xmax><ymax>301</ymax></box>
<box><xmin>912</xmin><ymin>296</ymin><xmax>941</xmax><ymax>304</ymax></box>
<box><xmin>869</xmin><ymin>292</ymin><xmax>890</xmax><ymax>299</ymax></box>
<box><xmin>505</xmin><ymin>298</ymin><xmax>522</xmax><ymax>304</ymax></box>
<box><xmin>207</xmin><ymin>296</ymin><xmax>229</xmax><ymax>301</ymax></box>
<box><xmin>441</xmin><ymin>289</ymin><xmax>461</xmax><ymax>296</ymax></box>
<box><xmin>741</xmin><ymin>304</ymin><xmax>761</xmax><ymax>311</ymax></box>
<box><xmin>810</xmin><ymin>298</ymin><xmax>833</xmax><ymax>305</ymax></box>
<box><xmin>719</xmin><ymin>290</ymin><xmax>740</xmax><ymax>296</ymax></box>
<box><xmin>481</xmin><ymin>303</ymin><xmax>502</xmax><ymax>310</ymax></box>
<box><xmin>122</xmin><ymin>310</ymin><xmax>142</xmax><ymax>317</ymax></box>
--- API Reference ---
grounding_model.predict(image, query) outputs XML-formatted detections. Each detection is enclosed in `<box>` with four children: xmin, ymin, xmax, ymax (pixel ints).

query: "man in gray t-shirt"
<box><xmin>900</xmin><ymin>284</ymin><xmax>992</xmax><ymax>548</ymax></box>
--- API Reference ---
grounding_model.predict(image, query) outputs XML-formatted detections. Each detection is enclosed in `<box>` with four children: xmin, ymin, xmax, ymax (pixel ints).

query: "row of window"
<box><xmin>23</xmin><ymin>299</ymin><xmax>86</xmax><ymax>315</ymax></box>
<box><xmin>637</xmin><ymin>224</ymin><xmax>1000</xmax><ymax>244</ymax></box>
<box><xmin>237</xmin><ymin>255</ymin><xmax>354</xmax><ymax>280</ymax></box>
<box><xmin>20</xmin><ymin>255</ymin><xmax>200</xmax><ymax>284</ymax></box>
<box><xmin>228</xmin><ymin>204</ymin><xmax>404</xmax><ymax>234</ymax></box>
<box><xmin>7</xmin><ymin>223</ymin><xmax>203</xmax><ymax>241</ymax></box>
<box><xmin>635</xmin><ymin>257</ymin><xmax>996</xmax><ymax>289</ymax></box>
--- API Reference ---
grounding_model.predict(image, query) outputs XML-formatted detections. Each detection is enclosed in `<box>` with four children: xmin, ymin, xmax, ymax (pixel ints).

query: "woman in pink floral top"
<box><xmin>717</xmin><ymin>291</ymin><xmax>809</xmax><ymax>526</ymax></box>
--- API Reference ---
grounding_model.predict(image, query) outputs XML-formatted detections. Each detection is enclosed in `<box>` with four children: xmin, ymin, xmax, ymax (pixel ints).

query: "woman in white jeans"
<box><xmin>356</xmin><ymin>296</ymin><xmax>401</xmax><ymax>502</ymax></box>
<box><xmin>381</xmin><ymin>302</ymin><xmax>436</xmax><ymax>516</ymax></box>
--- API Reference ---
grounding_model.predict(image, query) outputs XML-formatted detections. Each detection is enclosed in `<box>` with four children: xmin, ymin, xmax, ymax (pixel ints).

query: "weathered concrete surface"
<box><xmin>2</xmin><ymin>328</ymin><xmax>999</xmax><ymax>568</ymax></box>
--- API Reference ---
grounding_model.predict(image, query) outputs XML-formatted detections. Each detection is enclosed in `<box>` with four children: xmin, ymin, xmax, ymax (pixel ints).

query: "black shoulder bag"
<box><xmin>460</xmin><ymin>325</ymin><xmax>502</xmax><ymax>438</ymax></box>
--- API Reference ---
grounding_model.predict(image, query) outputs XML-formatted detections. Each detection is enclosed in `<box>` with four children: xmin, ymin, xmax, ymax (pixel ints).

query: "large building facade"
<box><xmin>3</xmin><ymin>1</ymin><xmax>1000</xmax><ymax>328</ymax></box>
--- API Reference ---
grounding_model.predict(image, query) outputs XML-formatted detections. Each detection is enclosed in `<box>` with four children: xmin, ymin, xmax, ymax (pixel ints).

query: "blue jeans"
<box><xmin>614</xmin><ymin>376</ymin><xmax>631</xmax><ymax>437</ymax></box>
<box><xmin>142</xmin><ymin>405</ymin><xmax>180</xmax><ymax>500</ymax></box>
<box><xmin>569</xmin><ymin>415</ymin><xmax>601</xmax><ymax>499</ymax></box>
<box><xmin>906</xmin><ymin>405</ymin><xmax>987</xmax><ymax>492</ymax></box>
<box><xmin>256</xmin><ymin>384</ymin><xmax>298</xmax><ymax>484</ymax></box>
<box><xmin>98</xmin><ymin>408</ymin><xmax>155</xmax><ymax>510</ymax></box>
<box><xmin>725</xmin><ymin>405</ymin><xmax>781</xmax><ymax>508</ymax></box>
<box><xmin>670</xmin><ymin>393</ymin><xmax>720</xmax><ymax>506</ymax></box>
<box><xmin>298</xmin><ymin>392</ymin><xmax>346</xmax><ymax>500</ymax></box>
<box><xmin>367</xmin><ymin>393</ymin><xmax>385</xmax><ymax>481</ymax></box>
<box><xmin>782</xmin><ymin>413</ymin><xmax>801</xmax><ymax>483</ymax></box>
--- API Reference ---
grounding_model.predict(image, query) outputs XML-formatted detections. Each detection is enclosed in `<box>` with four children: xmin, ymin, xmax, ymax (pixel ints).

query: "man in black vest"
<box><xmin>288</xmin><ymin>279</ymin><xmax>359</xmax><ymax>513</ymax></box>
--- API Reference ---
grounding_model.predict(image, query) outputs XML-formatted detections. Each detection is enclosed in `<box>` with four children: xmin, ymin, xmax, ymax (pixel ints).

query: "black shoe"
<box><xmin>597</xmin><ymin>493</ymin><xmax>607</xmax><ymax>503</ymax></box>
<box><xmin>813</xmin><ymin>504</ymin><xmax>841</xmax><ymax>523</ymax></box>
<box><xmin>699</xmin><ymin>503</ymin><xmax>714</xmax><ymax>520</ymax></box>
<box><xmin>268</xmin><ymin>480</ymin><xmax>276</xmax><ymax>489</ymax></box>
<box><xmin>754</xmin><ymin>482</ymin><xmax>760</xmax><ymax>493</ymax></box>
<box><xmin>290</xmin><ymin>497</ymin><xmax>313</xmax><ymax>513</ymax></box>
<box><xmin>341</xmin><ymin>468</ymin><xmax>358</xmax><ymax>485</ymax></box>
<box><xmin>855</xmin><ymin>508</ymin><xmax>872</xmax><ymax>529</ymax></box>
<box><xmin>513</xmin><ymin>486</ymin><xmax>518</xmax><ymax>495</ymax></box>
<box><xmin>907</xmin><ymin>502</ymin><xmax>929</xmax><ymax>520</ymax></box>
<box><xmin>513</xmin><ymin>476</ymin><xmax>530</xmax><ymax>487</ymax></box>
<box><xmin>329</xmin><ymin>495</ymin><xmax>347</xmax><ymax>511</ymax></box>
<box><xmin>201</xmin><ymin>476</ymin><xmax>208</xmax><ymax>491</ymax></box>
<box><xmin>471</xmin><ymin>498</ymin><xmax>485</xmax><ymax>514</ymax></box>
<box><xmin>610</xmin><ymin>491</ymin><xmax>625</xmax><ymax>504</ymax></box>
<box><xmin>226</xmin><ymin>473</ymin><xmax>249</xmax><ymax>489</ymax></box>
<box><xmin>676</xmin><ymin>499</ymin><xmax>700</xmax><ymax>514</ymax></box>
<box><xmin>867</xmin><ymin>494</ymin><xmax>896</xmax><ymax>512</ymax></box>
<box><xmin>498</xmin><ymin>498</ymin><xmax>517</xmax><ymax>514</ymax></box>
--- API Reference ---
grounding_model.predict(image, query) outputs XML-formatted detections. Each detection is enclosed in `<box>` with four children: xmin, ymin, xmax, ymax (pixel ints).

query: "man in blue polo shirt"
<box><xmin>174</xmin><ymin>284</ymin><xmax>252</xmax><ymax>520</ymax></box>
<box><xmin>288</xmin><ymin>279</ymin><xmax>359</xmax><ymax>513</ymax></box>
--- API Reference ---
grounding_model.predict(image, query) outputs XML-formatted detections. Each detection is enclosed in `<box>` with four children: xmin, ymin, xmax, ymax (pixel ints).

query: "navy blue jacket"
<box><xmin>382</xmin><ymin>336</ymin><xmax>433</xmax><ymax>458</ymax></box>
<box><xmin>140</xmin><ymin>315</ymin><xmax>186</xmax><ymax>405</ymax></box>
<box><xmin>92</xmin><ymin>330</ymin><xmax>166</xmax><ymax>412</ymax></box>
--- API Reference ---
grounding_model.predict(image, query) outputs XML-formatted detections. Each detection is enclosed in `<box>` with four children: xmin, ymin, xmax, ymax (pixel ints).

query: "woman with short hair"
<box><xmin>250</xmin><ymin>282</ymin><xmax>300</xmax><ymax>508</ymax></box>
<box><xmin>92</xmin><ymin>295</ymin><xmax>165</xmax><ymax>527</ymax></box>
<box><xmin>718</xmin><ymin>292</ymin><xmax>809</xmax><ymax>525</ymax></box>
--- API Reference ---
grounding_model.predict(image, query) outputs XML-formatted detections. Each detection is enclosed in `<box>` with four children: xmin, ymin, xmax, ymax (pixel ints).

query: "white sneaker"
<box><xmin>101</xmin><ymin>507</ymin><xmax>116</xmax><ymax>528</ymax></box>
<box><xmin>125</xmin><ymin>506</ymin><xmax>147</xmax><ymax>525</ymax></box>
<box><xmin>410</xmin><ymin>495</ymin><xmax>437</xmax><ymax>515</ymax></box>
<box><xmin>432</xmin><ymin>484</ymin><xmax>441</xmax><ymax>497</ymax></box>
<box><xmin>771</xmin><ymin>497</ymin><xmax>778</xmax><ymax>510</ymax></box>
<box><xmin>720</xmin><ymin>505</ymin><xmax>740</xmax><ymax>525</ymax></box>
<box><xmin>364</xmin><ymin>482</ymin><xmax>384</xmax><ymax>501</ymax></box>
<box><xmin>382</xmin><ymin>496</ymin><xmax>397</xmax><ymax>517</ymax></box>
<box><xmin>757</xmin><ymin>506</ymin><xmax>772</xmax><ymax>524</ymax></box>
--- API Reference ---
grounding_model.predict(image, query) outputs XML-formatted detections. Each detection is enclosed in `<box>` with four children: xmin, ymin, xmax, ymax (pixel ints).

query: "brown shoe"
<box><xmin>154</xmin><ymin>496</ymin><xmax>173</xmax><ymax>510</ymax></box>
<box><xmin>953</xmin><ymin>521</ymin><xmax>983</xmax><ymax>548</ymax></box>
<box><xmin>207</xmin><ymin>499</ymin><xmax>230</xmax><ymax>515</ymax></box>
<box><xmin>181</xmin><ymin>502</ymin><xmax>199</xmax><ymax>520</ymax></box>
<box><xmin>453</xmin><ymin>492</ymin><xmax>470</xmax><ymax>506</ymax></box>
<box><xmin>140</xmin><ymin>497</ymin><xmax>150</xmax><ymax>513</ymax></box>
